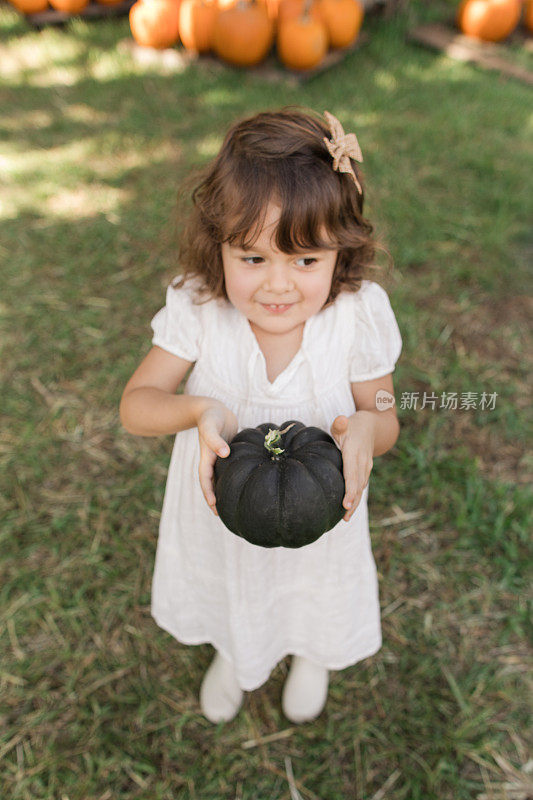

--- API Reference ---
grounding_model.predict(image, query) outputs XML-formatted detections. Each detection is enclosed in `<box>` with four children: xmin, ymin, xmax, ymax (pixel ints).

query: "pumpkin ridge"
<box><xmin>215</xmin><ymin>456</ymin><xmax>261</xmax><ymax>533</ymax></box>
<box><xmin>231</xmin><ymin>428</ymin><xmax>266</xmax><ymax>447</ymax></box>
<box><xmin>231</xmin><ymin>441</ymin><xmax>267</xmax><ymax>459</ymax></box>
<box><xmin>213</xmin><ymin>442</ymin><xmax>265</xmax><ymax>484</ymax></box>
<box><xmin>279</xmin><ymin>458</ymin><xmax>330</xmax><ymax>546</ymax></box>
<box><xmin>277</xmin><ymin>419</ymin><xmax>305</xmax><ymax>449</ymax></box>
<box><xmin>297</xmin><ymin>452</ymin><xmax>345</xmax><ymax>529</ymax></box>
<box><xmin>290</xmin><ymin>439</ymin><xmax>343</xmax><ymax>470</ymax></box>
<box><xmin>277</xmin><ymin>458</ymin><xmax>291</xmax><ymax>544</ymax></box>
<box><xmin>235</xmin><ymin>461</ymin><xmax>282</xmax><ymax>545</ymax></box>
<box><xmin>289</xmin><ymin>426</ymin><xmax>331</xmax><ymax>450</ymax></box>
<box><xmin>289</xmin><ymin>455</ymin><xmax>329</xmax><ymax>525</ymax></box>
<box><xmin>276</xmin><ymin>458</ymin><xmax>285</xmax><ymax>540</ymax></box>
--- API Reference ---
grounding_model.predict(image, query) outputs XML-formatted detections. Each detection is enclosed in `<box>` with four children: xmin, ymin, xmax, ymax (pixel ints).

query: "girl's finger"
<box><xmin>343</xmin><ymin>489</ymin><xmax>363</xmax><ymax>521</ymax></box>
<box><xmin>198</xmin><ymin>457</ymin><xmax>219</xmax><ymax>515</ymax></box>
<box><xmin>343</xmin><ymin>454</ymin><xmax>373</xmax><ymax>497</ymax></box>
<box><xmin>341</xmin><ymin>464</ymin><xmax>360</xmax><ymax>506</ymax></box>
<box><xmin>342</xmin><ymin>462</ymin><xmax>363</xmax><ymax>504</ymax></box>
<box><xmin>198</xmin><ymin>424</ymin><xmax>229</xmax><ymax>458</ymax></box>
<box><xmin>342</xmin><ymin>464</ymin><xmax>371</xmax><ymax>514</ymax></box>
<box><xmin>343</xmin><ymin>484</ymin><xmax>361</xmax><ymax>511</ymax></box>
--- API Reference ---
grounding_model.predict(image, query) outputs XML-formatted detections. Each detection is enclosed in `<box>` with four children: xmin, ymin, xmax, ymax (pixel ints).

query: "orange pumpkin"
<box><xmin>277</xmin><ymin>0</ymin><xmax>321</xmax><ymax>24</ymax></box>
<box><xmin>179</xmin><ymin>0</ymin><xmax>217</xmax><ymax>51</ymax></box>
<box><xmin>48</xmin><ymin>0</ymin><xmax>88</xmax><ymax>11</ymax></box>
<box><xmin>263</xmin><ymin>0</ymin><xmax>281</xmax><ymax>19</ymax></box>
<box><xmin>130</xmin><ymin>0</ymin><xmax>181</xmax><ymax>48</ymax></box>
<box><xmin>316</xmin><ymin>0</ymin><xmax>363</xmax><ymax>48</ymax></box>
<box><xmin>277</xmin><ymin>13</ymin><xmax>327</xmax><ymax>69</ymax></box>
<box><xmin>213</xmin><ymin>0</ymin><xmax>275</xmax><ymax>66</ymax></box>
<box><xmin>456</xmin><ymin>0</ymin><xmax>521</xmax><ymax>42</ymax></box>
<box><xmin>10</xmin><ymin>0</ymin><xmax>48</xmax><ymax>12</ymax></box>
<box><xmin>525</xmin><ymin>0</ymin><xmax>533</xmax><ymax>33</ymax></box>
<box><xmin>217</xmin><ymin>0</ymin><xmax>277</xmax><ymax>18</ymax></box>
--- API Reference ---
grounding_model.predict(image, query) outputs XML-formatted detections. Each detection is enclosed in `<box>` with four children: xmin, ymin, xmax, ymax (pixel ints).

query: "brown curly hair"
<box><xmin>172</xmin><ymin>107</ymin><xmax>391</xmax><ymax>306</ymax></box>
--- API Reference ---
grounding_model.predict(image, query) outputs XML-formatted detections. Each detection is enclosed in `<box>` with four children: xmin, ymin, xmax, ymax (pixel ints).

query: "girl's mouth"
<box><xmin>260</xmin><ymin>303</ymin><xmax>294</xmax><ymax>314</ymax></box>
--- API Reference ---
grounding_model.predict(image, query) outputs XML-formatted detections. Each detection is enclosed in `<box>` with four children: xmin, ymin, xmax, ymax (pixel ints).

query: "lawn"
<box><xmin>1</xmin><ymin>0</ymin><xmax>532</xmax><ymax>798</ymax></box>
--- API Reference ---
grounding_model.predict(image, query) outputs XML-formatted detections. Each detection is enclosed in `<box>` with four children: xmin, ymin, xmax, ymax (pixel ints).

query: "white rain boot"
<box><xmin>281</xmin><ymin>655</ymin><xmax>329</xmax><ymax>724</ymax></box>
<box><xmin>200</xmin><ymin>650</ymin><xmax>244</xmax><ymax>723</ymax></box>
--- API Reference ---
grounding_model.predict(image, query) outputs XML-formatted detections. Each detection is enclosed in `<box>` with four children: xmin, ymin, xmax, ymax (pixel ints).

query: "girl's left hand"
<box><xmin>330</xmin><ymin>414</ymin><xmax>375</xmax><ymax>522</ymax></box>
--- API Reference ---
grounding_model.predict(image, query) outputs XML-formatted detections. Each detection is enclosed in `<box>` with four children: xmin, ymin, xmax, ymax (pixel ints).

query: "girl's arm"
<box><xmin>120</xmin><ymin>346</ymin><xmax>228</xmax><ymax>436</ymax></box>
<box><xmin>330</xmin><ymin>373</ymin><xmax>400</xmax><ymax>522</ymax></box>
<box><xmin>120</xmin><ymin>345</ymin><xmax>215</xmax><ymax>436</ymax></box>
<box><xmin>120</xmin><ymin>346</ymin><xmax>238</xmax><ymax>515</ymax></box>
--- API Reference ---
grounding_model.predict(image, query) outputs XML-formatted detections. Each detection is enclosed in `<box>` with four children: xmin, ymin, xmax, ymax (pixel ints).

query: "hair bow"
<box><xmin>323</xmin><ymin>110</ymin><xmax>363</xmax><ymax>195</ymax></box>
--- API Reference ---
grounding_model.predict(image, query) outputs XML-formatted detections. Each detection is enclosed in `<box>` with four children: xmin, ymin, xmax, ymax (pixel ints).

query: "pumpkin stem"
<box><xmin>264</xmin><ymin>422</ymin><xmax>296</xmax><ymax>456</ymax></box>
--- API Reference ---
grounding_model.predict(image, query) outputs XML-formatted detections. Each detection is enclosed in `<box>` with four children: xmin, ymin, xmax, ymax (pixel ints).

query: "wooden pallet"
<box><xmin>118</xmin><ymin>32</ymin><xmax>369</xmax><ymax>86</ymax></box>
<box><xmin>22</xmin><ymin>0</ymin><xmax>135</xmax><ymax>28</ymax></box>
<box><xmin>408</xmin><ymin>22</ymin><xmax>533</xmax><ymax>86</ymax></box>
<box><xmin>19</xmin><ymin>0</ymin><xmax>383</xmax><ymax>29</ymax></box>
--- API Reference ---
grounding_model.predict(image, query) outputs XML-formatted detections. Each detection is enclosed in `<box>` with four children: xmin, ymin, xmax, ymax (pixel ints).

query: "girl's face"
<box><xmin>221</xmin><ymin>203</ymin><xmax>338</xmax><ymax>340</ymax></box>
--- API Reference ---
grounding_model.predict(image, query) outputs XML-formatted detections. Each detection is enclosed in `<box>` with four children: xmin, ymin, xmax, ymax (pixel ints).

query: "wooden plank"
<box><xmin>407</xmin><ymin>22</ymin><xmax>533</xmax><ymax>86</ymax></box>
<box><xmin>119</xmin><ymin>33</ymin><xmax>369</xmax><ymax>85</ymax></box>
<box><xmin>249</xmin><ymin>33</ymin><xmax>369</xmax><ymax>85</ymax></box>
<box><xmin>24</xmin><ymin>0</ymin><xmax>135</xmax><ymax>28</ymax></box>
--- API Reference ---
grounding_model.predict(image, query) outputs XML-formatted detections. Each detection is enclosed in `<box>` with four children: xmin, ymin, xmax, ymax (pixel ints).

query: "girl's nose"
<box><xmin>264</xmin><ymin>260</ymin><xmax>294</xmax><ymax>293</ymax></box>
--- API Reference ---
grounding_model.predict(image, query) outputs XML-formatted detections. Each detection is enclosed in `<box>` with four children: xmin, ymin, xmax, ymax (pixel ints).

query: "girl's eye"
<box><xmin>296</xmin><ymin>257</ymin><xmax>317</xmax><ymax>268</ymax></box>
<box><xmin>242</xmin><ymin>256</ymin><xmax>264</xmax><ymax>265</ymax></box>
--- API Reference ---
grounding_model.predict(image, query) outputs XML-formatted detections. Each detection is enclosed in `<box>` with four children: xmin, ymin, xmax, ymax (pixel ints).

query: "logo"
<box><xmin>375</xmin><ymin>390</ymin><xmax>395</xmax><ymax>411</ymax></box>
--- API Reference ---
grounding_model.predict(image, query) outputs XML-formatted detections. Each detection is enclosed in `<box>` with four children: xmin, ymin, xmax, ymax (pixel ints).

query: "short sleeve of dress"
<box><xmin>150</xmin><ymin>282</ymin><xmax>201</xmax><ymax>362</ymax></box>
<box><xmin>349</xmin><ymin>281</ymin><xmax>402</xmax><ymax>382</ymax></box>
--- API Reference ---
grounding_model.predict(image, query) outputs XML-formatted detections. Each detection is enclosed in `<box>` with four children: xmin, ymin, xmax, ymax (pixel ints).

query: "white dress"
<box><xmin>150</xmin><ymin>277</ymin><xmax>402</xmax><ymax>691</ymax></box>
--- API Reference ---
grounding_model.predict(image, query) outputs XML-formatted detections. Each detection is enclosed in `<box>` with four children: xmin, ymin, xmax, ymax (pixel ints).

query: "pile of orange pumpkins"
<box><xmin>456</xmin><ymin>0</ymin><xmax>533</xmax><ymax>41</ymax></box>
<box><xmin>129</xmin><ymin>0</ymin><xmax>365</xmax><ymax>71</ymax></box>
<box><xmin>9</xmin><ymin>0</ymin><xmax>125</xmax><ymax>14</ymax></box>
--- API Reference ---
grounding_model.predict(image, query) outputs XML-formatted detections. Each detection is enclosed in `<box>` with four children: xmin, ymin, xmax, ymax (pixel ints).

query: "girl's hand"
<box><xmin>330</xmin><ymin>414</ymin><xmax>375</xmax><ymax>522</ymax></box>
<box><xmin>197</xmin><ymin>401</ymin><xmax>239</xmax><ymax>516</ymax></box>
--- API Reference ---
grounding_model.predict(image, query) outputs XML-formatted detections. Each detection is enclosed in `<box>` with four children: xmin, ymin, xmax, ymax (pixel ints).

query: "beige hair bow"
<box><xmin>323</xmin><ymin>110</ymin><xmax>363</xmax><ymax>195</ymax></box>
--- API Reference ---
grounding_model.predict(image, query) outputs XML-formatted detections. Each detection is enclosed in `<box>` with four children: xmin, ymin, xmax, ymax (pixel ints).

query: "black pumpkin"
<box><xmin>213</xmin><ymin>420</ymin><xmax>345</xmax><ymax>548</ymax></box>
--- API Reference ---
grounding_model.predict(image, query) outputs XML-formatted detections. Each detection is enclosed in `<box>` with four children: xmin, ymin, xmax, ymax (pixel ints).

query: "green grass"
<box><xmin>1</xmin><ymin>0</ymin><xmax>532</xmax><ymax>797</ymax></box>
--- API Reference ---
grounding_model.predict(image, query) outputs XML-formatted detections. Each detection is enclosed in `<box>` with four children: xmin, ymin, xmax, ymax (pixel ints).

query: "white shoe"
<box><xmin>200</xmin><ymin>651</ymin><xmax>244</xmax><ymax>723</ymax></box>
<box><xmin>281</xmin><ymin>655</ymin><xmax>329</xmax><ymax>724</ymax></box>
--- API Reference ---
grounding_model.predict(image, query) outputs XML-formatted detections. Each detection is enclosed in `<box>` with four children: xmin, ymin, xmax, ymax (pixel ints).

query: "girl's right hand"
<box><xmin>197</xmin><ymin>400</ymin><xmax>238</xmax><ymax>516</ymax></box>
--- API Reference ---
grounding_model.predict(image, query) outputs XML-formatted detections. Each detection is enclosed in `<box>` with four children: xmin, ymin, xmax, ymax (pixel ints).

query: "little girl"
<box><xmin>120</xmin><ymin>107</ymin><xmax>402</xmax><ymax>725</ymax></box>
